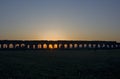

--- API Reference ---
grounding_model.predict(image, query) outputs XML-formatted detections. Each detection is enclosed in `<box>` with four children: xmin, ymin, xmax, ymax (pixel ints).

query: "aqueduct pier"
<box><xmin>0</xmin><ymin>40</ymin><xmax>120</xmax><ymax>50</ymax></box>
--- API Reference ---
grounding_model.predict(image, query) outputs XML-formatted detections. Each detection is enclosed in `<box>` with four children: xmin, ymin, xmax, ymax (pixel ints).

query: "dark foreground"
<box><xmin>0</xmin><ymin>50</ymin><xmax>120</xmax><ymax>79</ymax></box>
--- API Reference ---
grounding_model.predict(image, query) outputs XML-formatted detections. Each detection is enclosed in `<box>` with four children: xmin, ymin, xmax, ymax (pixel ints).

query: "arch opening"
<box><xmin>15</xmin><ymin>44</ymin><xmax>20</xmax><ymax>48</ymax></box>
<box><xmin>97</xmin><ymin>44</ymin><xmax>101</xmax><ymax>48</ymax></box>
<box><xmin>3</xmin><ymin>44</ymin><xmax>8</xmax><ymax>48</ymax></box>
<box><xmin>79</xmin><ymin>44</ymin><xmax>82</xmax><ymax>48</ymax></box>
<box><xmin>32</xmin><ymin>45</ymin><xmax>36</xmax><ymax>49</ymax></box>
<box><xmin>49</xmin><ymin>44</ymin><xmax>53</xmax><ymax>49</ymax></box>
<box><xmin>84</xmin><ymin>44</ymin><xmax>87</xmax><ymax>48</ymax></box>
<box><xmin>69</xmin><ymin>44</ymin><xmax>73</xmax><ymax>48</ymax></box>
<box><xmin>21</xmin><ymin>44</ymin><xmax>25</xmax><ymax>48</ymax></box>
<box><xmin>43</xmin><ymin>44</ymin><xmax>47</xmax><ymax>49</ymax></box>
<box><xmin>64</xmin><ymin>44</ymin><xmax>68</xmax><ymax>48</ymax></box>
<box><xmin>54</xmin><ymin>44</ymin><xmax>58</xmax><ymax>49</ymax></box>
<box><xmin>27</xmin><ymin>45</ymin><xmax>30</xmax><ymax>49</ymax></box>
<box><xmin>38</xmin><ymin>44</ymin><xmax>42</xmax><ymax>49</ymax></box>
<box><xmin>0</xmin><ymin>44</ymin><xmax>1</xmax><ymax>48</ymax></box>
<box><xmin>59</xmin><ymin>44</ymin><xmax>62</xmax><ymax>48</ymax></box>
<box><xmin>74</xmin><ymin>44</ymin><xmax>78</xmax><ymax>48</ymax></box>
<box><xmin>9</xmin><ymin>44</ymin><xmax>14</xmax><ymax>48</ymax></box>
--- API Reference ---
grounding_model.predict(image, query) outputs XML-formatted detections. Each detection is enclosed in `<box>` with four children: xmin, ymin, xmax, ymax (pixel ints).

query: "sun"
<box><xmin>39</xmin><ymin>29</ymin><xmax>67</xmax><ymax>40</ymax></box>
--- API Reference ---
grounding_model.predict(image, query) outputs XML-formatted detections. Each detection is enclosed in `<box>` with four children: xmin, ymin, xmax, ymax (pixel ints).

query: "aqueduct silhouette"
<box><xmin>0</xmin><ymin>40</ymin><xmax>120</xmax><ymax>50</ymax></box>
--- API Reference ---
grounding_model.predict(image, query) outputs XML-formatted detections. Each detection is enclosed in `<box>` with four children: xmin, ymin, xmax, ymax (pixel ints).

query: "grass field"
<box><xmin>0</xmin><ymin>50</ymin><xmax>120</xmax><ymax>79</ymax></box>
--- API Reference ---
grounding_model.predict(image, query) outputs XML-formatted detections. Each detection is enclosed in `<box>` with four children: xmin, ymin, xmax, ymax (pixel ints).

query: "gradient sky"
<box><xmin>0</xmin><ymin>0</ymin><xmax>120</xmax><ymax>41</ymax></box>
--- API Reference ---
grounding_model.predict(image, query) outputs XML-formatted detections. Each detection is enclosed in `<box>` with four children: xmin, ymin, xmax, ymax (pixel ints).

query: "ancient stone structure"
<box><xmin>0</xmin><ymin>40</ymin><xmax>120</xmax><ymax>50</ymax></box>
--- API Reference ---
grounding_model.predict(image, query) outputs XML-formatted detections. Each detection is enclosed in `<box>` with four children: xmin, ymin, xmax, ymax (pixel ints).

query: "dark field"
<box><xmin>0</xmin><ymin>50</ymin><xmax>120</xmax><ymax>79</ymax></box>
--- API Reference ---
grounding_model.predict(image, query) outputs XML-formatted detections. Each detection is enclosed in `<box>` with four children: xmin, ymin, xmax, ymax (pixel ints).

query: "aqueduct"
<box><xmin>0</xmin><ymin>40</ymin><xmax>120</xmax><ymax>50</ymax></box>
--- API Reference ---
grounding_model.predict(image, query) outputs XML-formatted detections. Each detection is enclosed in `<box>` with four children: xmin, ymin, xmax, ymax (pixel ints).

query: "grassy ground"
<box><xmin>0</xmin><ymin>50</ymin><xmax>120</xmax><ymax>79</ymax></box>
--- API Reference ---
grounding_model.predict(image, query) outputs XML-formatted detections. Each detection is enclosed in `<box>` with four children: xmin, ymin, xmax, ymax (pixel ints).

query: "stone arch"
<box><xmin>3</xmin><ymin>44</ymin><xmax>8</xmax><ymax>48</ymax></box>
<box><xmin>32</xmin><ymin>44</ymin><xmax>36</xmax><ymax>49</ymax></box>
<box><xmin>15</xmin><ymin>44</ymin><xmax>20</xmax><ymax>48</ymax></box>
<box><xmin>54</xmin><ymin>44</ymin><xmax>58</xmax><ymax>49</ymax></box>
<box><xmin>43</xmin><ymin>44</ymin><xmax>47</xmax><ymax>49</ymax></box>
<box><xmin>88</xmin><ymin>44</ymin><xmax>91</xmax><ymax>48</ymax></box>
<box><xmin>49</xmin><ymin>44</ymin><xmax>53</xmax><ymax>49</ymax></box>
<box><xmin>107</xmin><ymin>44</ymin><xmax>110</xmax><ymax>48</ymax></box>
<box><xmin>21</xmin><ymin>44</ymin><xmax>25</xmax><ymax>48</ymax></box>
<box><xmin>116</xmin><ymin>44</ymin><xmax>118</xmax><ymax>48</ymax></box>
<box><xmin>9</xmin><ymin>44</ymin><xmax>14</xmax><ymax>48</ymax></box>
<box><xmin>79</xmin><ymin>44</ymin><xmax>82</xmax><ymax>48</ymax></box>
<box><xmin>99</xmin><ymin>44</ymin><xmax>102</xmax><ymax>48</ymax></box>
<box><xmin>69</xmin><ymin>44</ymin><xmax>73</xmax><ymax>48</ymax></box>
<box><xmin>93</xmin><ymin>44</ymin><xmax>96</xmax><ymax>48</ymax></box>
<box><xmin>38</xmin><ymin>44</ymin><xmax>42</xmax><ymax>49</ymax></box>
<box><xmin>0</xmin><ymin>44</ymin><xmax>1</xmax><ymax>48</ymax></box>
<box><xmin>111</xmin><ymin>44</ymin><xmax>114</xmax><ymax>48</ymax></box>
<box><xmin>64</xmin><ymin>44</ymin><xmax>68</xmax><ymax>48</ymax></box>
<box><xmin>27</xmin><ymin>44</ymin><xmax>30</xmax><ymax>49</ymax></box>
<box><xmin>97</xmin><ymin>44</ymin><xmax>101</xmax><ymax>48</ymax></box>
<box><xmin>74</xmin><ymin>44</ymin><xmax>78</xmax><ymax>48</ymax></box>
<box><xmin>59</xmin><ymin>44</ymin><xmax>62</xmax><ymax>48</ymax></box>
<box><xmin>84</xmin><ymin>44</ymin><xmax>87</xmax><ymax>48</ymax></box>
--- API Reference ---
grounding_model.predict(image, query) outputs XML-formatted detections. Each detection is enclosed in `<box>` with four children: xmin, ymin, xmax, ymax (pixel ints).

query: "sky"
<box><xmin>0</xmin><ymin>0</ymin><xmax>120</xmax><ymax>41</ymax></box>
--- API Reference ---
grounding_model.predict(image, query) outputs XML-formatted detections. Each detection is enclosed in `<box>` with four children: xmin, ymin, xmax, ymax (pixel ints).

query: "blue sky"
<box><xmin>0</xmin><ymin>0</ymin><xmax>120</xmax><ymax>41</ymax></box>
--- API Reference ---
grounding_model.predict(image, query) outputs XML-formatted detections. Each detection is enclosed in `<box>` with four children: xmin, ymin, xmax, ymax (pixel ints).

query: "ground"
<box><xmin>0</xmin><ymin>50</ymin><xmax>120</xmax><ymax>79</ymax></box>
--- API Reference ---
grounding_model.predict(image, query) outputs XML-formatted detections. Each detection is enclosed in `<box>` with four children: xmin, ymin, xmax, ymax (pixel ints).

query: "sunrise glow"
<box><xmin>0</xmin><ymin>0</ymin><xmax>120</xmax><ymax>41</ymax></box>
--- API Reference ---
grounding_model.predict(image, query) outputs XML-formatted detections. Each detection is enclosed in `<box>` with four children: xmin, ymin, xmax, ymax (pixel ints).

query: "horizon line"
<box><xmin>0</xmin><ymin>40</ymin><xmax>118</xmax><ymax>42</ymax></box>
